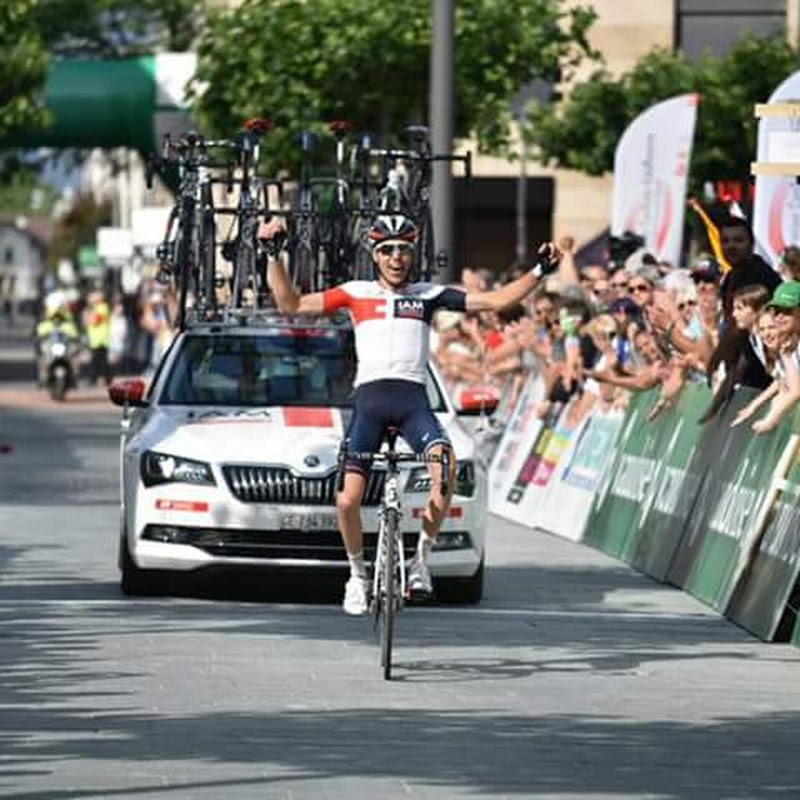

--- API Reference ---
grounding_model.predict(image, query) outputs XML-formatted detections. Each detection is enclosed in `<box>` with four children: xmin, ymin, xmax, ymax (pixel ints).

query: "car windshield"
<box><xmin>161</xmin><ymin>330</ymin><xmax>357</xmax><ymax>407</ymax></box>
<box><xmin>160</xmin><ymin>331</ymin><xmax>447</xmax><ymax>411</ymax></box>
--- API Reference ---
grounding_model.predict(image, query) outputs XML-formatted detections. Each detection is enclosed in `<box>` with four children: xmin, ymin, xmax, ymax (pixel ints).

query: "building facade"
<box><xmin>0</xmin><ymin>219</ymin><xmax>50</xmax><ymax>310</ymax></box>
<box><xmin>469</xmin><ymin>0</ymin><xmax>795</xmax><ymax>271</ymax></box>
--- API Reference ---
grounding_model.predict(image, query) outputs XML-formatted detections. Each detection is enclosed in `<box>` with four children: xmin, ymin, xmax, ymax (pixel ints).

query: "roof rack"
<box><xmin>183</xmin><ymin>304</ymin><xmax>352</xmax><ymax>331</ymax></box>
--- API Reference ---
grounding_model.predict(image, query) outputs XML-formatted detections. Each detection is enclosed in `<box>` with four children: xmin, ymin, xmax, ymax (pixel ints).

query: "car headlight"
<box><xmin>406</xmin><ymin>460</ymin><xmax>476</xmax><ymax>497</ymax></box>
<box><xmin>140</xmin><ymin>451</ymin><xmax>216</xmax><ymax>488</ymax></box>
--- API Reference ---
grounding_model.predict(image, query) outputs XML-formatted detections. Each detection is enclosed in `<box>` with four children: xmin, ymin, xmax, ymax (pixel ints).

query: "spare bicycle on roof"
<box><xmin>149</xmin><ymin>119</ymin><xmax>470</xmax><ymax>328</ymax></box>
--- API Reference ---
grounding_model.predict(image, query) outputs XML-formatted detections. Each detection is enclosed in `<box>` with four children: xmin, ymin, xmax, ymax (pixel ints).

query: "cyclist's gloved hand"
<box><xmin>531</xmin><ymin>242</ymin><xmax>560</xmax><ymax>279</ymax></box>
<box><xmin>259</xmin><ymin>230</ymin><xmax>287</xmax><ymax>258</ymax></box>
<box><xmin>258</xmin><ymin>217</ymin><xmax>288</xmax><ymax>257</ymax></box>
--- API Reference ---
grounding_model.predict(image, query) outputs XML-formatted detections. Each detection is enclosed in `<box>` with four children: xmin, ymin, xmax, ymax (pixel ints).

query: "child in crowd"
<box><xmin>732</xmin><ymin>282</ymin><xmax>800</xmax><ymax>434</ymax></box>
<box><xmin>699</xmin><ymin>284</ymin><xmax>773</xmax><ymax>424</ymax></box>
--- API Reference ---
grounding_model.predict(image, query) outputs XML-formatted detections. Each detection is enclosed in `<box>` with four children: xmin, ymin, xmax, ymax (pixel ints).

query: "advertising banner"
<box><xmin>727</xmin><ymin>434</ymin><xmax>800</xmax><ymax>641</ymax></box>
<box><xmin>625</xmin><ymin>384</ymin><xmax>711</xmax><ymax>581</ymax></box>
<box><xmin>753</xmin><ymin>68</ymin><xmax>800</xmax><ymax>266</ymax></box>
<box><xmin>509</xmin><ymin>395</ymin><xmax>595</xmax><ymax>533</ymax></box>
<box><xmin>670</xmin><ymin>403</ymin><xmax>793</xmax><ymax>611</ymax></box>
<box><xmin>583</xmin><ymin>390</ymin><xmax>665</xmax><ymax>559</ymax></box>
<box><xmin>611</xmin><ymin>93</ymin><xmax>698</xmax><ymax>265</ymax></box>
<box><xmin>488</xmin><ymin>372</ymin><xmax>545</xmax><ymax>517</ymax></box>
<box><xmin>665</xmin><ymin>392</ymin><xmax>753</xmax><ymax>597</ymax></box>
<box><xmin>496</xmin><ymin>402</ymin><xmax>564</xmax><ymax>527</ymax></box>
<box><xmin>538</xmin><ymin>403</ymin><xmax>624</xmax><ymax>542</ymax></box>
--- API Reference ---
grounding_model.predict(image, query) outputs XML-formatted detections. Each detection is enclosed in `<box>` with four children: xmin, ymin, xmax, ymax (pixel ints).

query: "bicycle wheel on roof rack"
<box><xmin>351</xmin><ymin>222</ymin><xmax>374</xmax><ymax>281</ymax></box>
<box><xmin>326</xmin><ymin>206</ymin><xmax>355</xmax><ymax>286</ymax></box>
<box><xmin>415</xmin><ymin>206</ymin><xmax>435</xmax><ymax>281</ymax></box>
<box><xmin>198</xmin><ymin>188</ymin><xmax>217</xmax><ymax>315</ymax></box>
<box><xmin>174</xmin><ymin>219</ymin><xmax>198</xmax><ymax>329</ymax></box>
<box><xmin>290</xmin><ymin>238</ymin><xmax>316</xmax><ymax>294</ymax></box>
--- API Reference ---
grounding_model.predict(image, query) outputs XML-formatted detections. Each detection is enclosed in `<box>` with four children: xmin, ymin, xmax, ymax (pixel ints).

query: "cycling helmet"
<box><xmin>368</xmin><ymin>214</ymin><xmax>418</xmax><ymax>250</ymax></box>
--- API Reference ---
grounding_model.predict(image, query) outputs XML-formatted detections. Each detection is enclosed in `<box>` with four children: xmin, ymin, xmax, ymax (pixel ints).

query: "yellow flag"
<box><xmin>687</xmin><ymin>198</ymin><xmax>732</xmax><ymax>273</ymax></box>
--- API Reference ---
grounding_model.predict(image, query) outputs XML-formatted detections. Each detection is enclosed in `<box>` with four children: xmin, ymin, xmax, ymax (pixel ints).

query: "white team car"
<box><xmin>108</xmin><ymin>315</ymin><xmax>489</xmax><ymax>602</ymax></box>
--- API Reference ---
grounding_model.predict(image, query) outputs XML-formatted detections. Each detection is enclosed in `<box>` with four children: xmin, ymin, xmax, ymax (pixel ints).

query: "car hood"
<box><xmin>134</xmin><ymin>404</ymin><xmax>476</xmax><ymax>467</ymax></box>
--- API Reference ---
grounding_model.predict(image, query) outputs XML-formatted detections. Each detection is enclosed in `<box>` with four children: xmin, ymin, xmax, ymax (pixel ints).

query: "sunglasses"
<box><xmin>376</xmin><ymin>243</ymin><xmax>414</xmax><ymax>257</ymax></box>
<box><xmin>629</xmin><ymin>283</ymin><xmax>651</xmax><ymax>294</ymax></box>
<box><xmin>677</xmin><ymin>299</ymin><xmax>698</xmax><ymax>310</ymax></box>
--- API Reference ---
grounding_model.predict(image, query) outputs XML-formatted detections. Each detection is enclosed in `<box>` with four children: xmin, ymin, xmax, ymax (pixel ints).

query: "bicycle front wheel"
<box><xmin>380</xmin><ymin>508</ymin><xmax>400</xmax><ymax>680</ymax></box>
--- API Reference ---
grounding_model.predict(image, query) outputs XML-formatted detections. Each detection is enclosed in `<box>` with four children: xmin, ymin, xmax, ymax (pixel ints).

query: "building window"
<box><xmin>3</xmin><ymin>247</ymin><xmax>13</xmax><ymax>265</ymax></box>
<box><xmin>677</xmin><ymin>1</ymin><xmax>785</xmax><ymax>60</ymax></box>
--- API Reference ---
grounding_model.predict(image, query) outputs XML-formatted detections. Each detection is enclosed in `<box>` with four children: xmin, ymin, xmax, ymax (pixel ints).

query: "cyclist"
<box><xmin>260</xmin><ymin>213</ymin><xmax>560</xmax><ymax>614</ymax></box>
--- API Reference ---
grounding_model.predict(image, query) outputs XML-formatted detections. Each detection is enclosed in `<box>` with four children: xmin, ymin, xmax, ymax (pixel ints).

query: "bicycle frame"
<box><xmin>339</xmin><ymin>430</ymin><xmax>450</xmax><ymax>680</ymax></box>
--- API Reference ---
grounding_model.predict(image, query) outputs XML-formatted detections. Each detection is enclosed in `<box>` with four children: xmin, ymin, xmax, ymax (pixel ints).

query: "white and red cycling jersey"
<box><xmin>322</xmin><ymin>280</ymin><xmax>467</xmax><ymax>387</ymax></box>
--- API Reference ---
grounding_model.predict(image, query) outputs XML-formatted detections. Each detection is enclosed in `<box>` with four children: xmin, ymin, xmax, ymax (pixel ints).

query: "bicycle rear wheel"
<box><xmin>380</xmin><ymin>508</ymin><xmax>399</xmax><ymax>680</ymax></box>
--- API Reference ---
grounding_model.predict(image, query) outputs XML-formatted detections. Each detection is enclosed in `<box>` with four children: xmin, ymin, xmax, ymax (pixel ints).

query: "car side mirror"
<box><xmin>108</xmin><ymin>378</ymin><xmax>148</xmax><ymax>408</ymax></box>
<box><xmin>458</xmin><ymin>387</ymin><xmax>500</xmax><ymax>416</ymax></box>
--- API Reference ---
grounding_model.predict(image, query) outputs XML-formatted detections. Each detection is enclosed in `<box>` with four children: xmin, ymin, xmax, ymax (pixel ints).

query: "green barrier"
<box><xmin>725</xmin><ymin>417</ymin><xmax>800</xmax><ymax>640</ymax></box>
<box><xmin>662</xmin><ymin>390</ymin><xmax>752</xmax><ymax>599</ymax></box>
<box><xmin>583</xmin><ymin>390</ymin><xmax>664</xmax><ymax>558</ymax></box>
<box><xmin>566</xmin><ymin>374</ymin><xmax>800</xmax><ymax>643</ymax></box>
<box><xmin>662</xmin><ymin>388</ymin><xmax>793</xmax><ymax>612</ymax></box>
<box><xmin>625</xmin><ymin>383</ymin><xmax>712</xmax><ymax>580</ymax></box>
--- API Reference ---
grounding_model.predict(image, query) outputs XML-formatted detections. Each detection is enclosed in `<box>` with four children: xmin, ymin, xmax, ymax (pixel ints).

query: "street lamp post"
<box><xmin>429</xmin><ymin>0</ymin><xmax>455</xmax><ymax>283</ymax></box>
<box><xmin>512</xmin><ymin>80</ymin><xmax>549</xmax><ymax>271</ymax></box>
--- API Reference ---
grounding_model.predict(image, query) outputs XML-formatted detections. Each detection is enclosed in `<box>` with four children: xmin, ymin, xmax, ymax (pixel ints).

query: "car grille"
<box><xmin>222</xmin><ymin>465</ymin><xmax>386</xmax><ymax>506</ymax></box>
<box><xmin>143</xmin><ymin>524</ymin><xmax>416</xmax><ymax>562</ymax></box>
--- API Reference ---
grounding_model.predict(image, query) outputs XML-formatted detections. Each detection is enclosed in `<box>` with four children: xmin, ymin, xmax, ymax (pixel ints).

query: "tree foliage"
<box><xmin>46</xmin><ymin>192</ymin><xmax>112</xmax><ymax>271</ymax></box>
<box><xmin>191</xmin><ymin>0</ymin><xmax>598</xmax><ymax>175</ymax></box>
<box><xmin>35</xmin><ymin>0</ymin><xmax>206</xmax><ymax>57</ymax></box>
<box><xmin>0</xmin><ymin>0</ymin><xmax>50</xmax><ymax>142</ymax></box>
<box><xmin>0</xmin><ymin>158</ymin><xmax>59</xmax><ymax>215</ymax></box>
<box><xmin>527</xmin><ymin>34</ymin><xmax>799</xmax><ymax>188</ymax></box>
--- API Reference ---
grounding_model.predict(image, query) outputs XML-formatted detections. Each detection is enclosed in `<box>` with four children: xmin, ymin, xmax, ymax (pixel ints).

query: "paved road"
<box><xmin>2</xmin><ymin>339</ymin><xmax>800</xmax><ymax>798</ymax></box>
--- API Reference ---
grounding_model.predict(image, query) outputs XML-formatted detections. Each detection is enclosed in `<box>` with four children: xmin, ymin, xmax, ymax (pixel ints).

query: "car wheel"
<box><xmin>118</xmin><ymin>532</ymin><xmax>168</xmax><ymax>596</ymax></box>
<box><xmin>435</xmin><ymin>558</ymin><xmax>484</xmax><ymax>604</ymax></box>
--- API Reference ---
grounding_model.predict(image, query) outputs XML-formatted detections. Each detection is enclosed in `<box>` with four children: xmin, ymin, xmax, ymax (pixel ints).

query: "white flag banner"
<box><xmin>753</xmin><ymin>69</ymin><xmax>800</xmax><ymax>266</ymax></box>
<box><xmin>611</xmin><ymin>93</ymin><xmax>698</xmax><ymax>265</ymax></box>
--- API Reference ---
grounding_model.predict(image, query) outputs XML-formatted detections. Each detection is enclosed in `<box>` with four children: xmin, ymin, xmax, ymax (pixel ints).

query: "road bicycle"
<box><xmin>218</xmin><ymin>118</ymin><xmax>281</xmax><ymax>309</ymax></box>
<box><xmin>340</xmin><ymin>427</ymin><xmax>450</xmax><ymax>680</ymax></box>
<box><xmin>151</xmin><ymin>132</ymin><xmax>219</xmax><ymax>328</ymax></box>
<box><xmin>287</xmin><ymin>122</ymin><xmax>357</xmax><ymax>292</ymax></box>
<box><xmin>353</xmin><ymin>126</ymin><xmax>471</xmax><ymax>281</ymax></box>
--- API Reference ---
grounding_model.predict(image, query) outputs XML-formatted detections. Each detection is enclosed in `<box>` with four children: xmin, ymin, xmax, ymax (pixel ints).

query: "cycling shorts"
<box><xmin>342</xmin><ymin>378</ymin><xmax>451</xmax><ymax>475</ymax></box>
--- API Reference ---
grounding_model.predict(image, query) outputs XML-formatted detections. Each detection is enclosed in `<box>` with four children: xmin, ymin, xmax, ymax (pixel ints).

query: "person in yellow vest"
<box><xmin>35</xmin><ymin>303</ymin><xmax>80</xmax><ymax>388</ymax></box>
<box><xmin>83</xmin><ymin>289</ymin><xmax>112</xmax><ymax>386</ymax></box>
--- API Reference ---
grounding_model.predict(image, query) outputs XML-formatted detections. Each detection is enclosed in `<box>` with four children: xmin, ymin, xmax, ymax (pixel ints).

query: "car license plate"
<box><xmin>280</xmin><ymin>512</ymin><xmax>338</xmax><ymax>531</ymax></box>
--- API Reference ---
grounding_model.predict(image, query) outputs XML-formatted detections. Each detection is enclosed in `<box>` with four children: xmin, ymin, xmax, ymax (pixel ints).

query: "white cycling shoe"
<box><xmin>407</xmin><ymin>555</ymin><xmax>433</xmax><ymax>598</ymax></box>
<box><xmin>343</xmin><ymin>576</ymin><xmax>369</xmax><ymax>616</ymax></box>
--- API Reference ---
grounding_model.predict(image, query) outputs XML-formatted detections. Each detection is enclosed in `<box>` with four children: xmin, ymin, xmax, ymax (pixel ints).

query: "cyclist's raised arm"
<box><xmin>465</xmin><ymin>242</ymin><xmax>560</xmax><ymax>313</ymax></box>
<box><xmin>260</xmin><ymin>217</ymin><xmax>325</xmax><ymax>315</ymax></box>
<box><xmin>265</xmin><ymin>254</ymin><xmax>325</xmax><ymax>314</ymax></box>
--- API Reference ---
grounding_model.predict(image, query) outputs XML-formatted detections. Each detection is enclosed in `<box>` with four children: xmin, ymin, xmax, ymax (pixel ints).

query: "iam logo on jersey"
<box><xmin>395</xmin><ymin>298</ymin><xmax>425</xmax><ymax>320</ymax></box>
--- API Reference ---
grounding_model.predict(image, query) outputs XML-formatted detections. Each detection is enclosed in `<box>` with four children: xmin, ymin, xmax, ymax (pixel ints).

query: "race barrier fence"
<box><xmin>488</xmin><ymin>372</ymin><xmax>800</xmax><ymax>644</ymax></box>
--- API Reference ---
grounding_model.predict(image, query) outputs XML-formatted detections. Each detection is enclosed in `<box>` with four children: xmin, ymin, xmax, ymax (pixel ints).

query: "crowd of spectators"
<box><xmin>435</xmin><ymin>216</ymin><xmax>800</xmax><ymax>437</ymax></box>
<box><xmin>36</xmin><ymin>278</ymin><xmax>179</xmax><ymax>386</ymax></box>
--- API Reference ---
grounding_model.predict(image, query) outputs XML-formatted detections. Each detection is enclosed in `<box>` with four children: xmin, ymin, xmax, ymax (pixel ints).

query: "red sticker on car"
<box><xmin>155</xmin><ymin>499</ymin><xmax>209</xmax><ymax>513</ymax></box>
<box><xmin>283</xmin><ymin>407</ymin><xmax>335</xmax><ymax>427</ymax></box>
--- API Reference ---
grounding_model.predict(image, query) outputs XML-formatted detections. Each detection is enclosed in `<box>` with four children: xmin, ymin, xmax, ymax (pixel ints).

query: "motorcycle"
<box><xmin>41</xmin><ymin>330</ymin><xmax>78</xmax><ymax>401</ymax></box>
